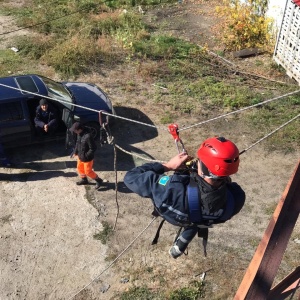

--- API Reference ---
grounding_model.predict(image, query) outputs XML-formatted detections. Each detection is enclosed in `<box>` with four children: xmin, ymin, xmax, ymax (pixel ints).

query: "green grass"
<box><xmin>263</xmin><ymin>201</ymin><xmax>278</xmax><ymax>216</ymax></box>
<box><xmin>0</xmin><ymin>50</ymin><xmax>22</xmax><ymax>75</ymax></box>
<box><xmin>93</xmin><ymin>221</ymin><xmax>113</xmax><ymax>244</ymax></box>
<box><xmin>246</xmin><ymin>95</ymin><xmax>300</xmax><ymax>151</ymax></box>
<box><xmin>169</xmin><ymin>281</ymin><xmax>205</xmax><ymax>300</ymax></box>
<box><xmin>1</xmin><ymin>3</ymin><xmax>298</xmax><ymax>299</ymax></box>
<box><xmin>116</xmin><ymin>281</ymin><xmax>205</xmax><ymax>300</ymax></box>
<box><xmin>133</xmin><ymin>35</ymin><xmax>202</xmax><ymax>59</ymax></box>
<box><xmin>0</xmin><ymin>0</ymin><xmax>299</xmax><ymax>151</ymax></box>
<box><xmin>118</xmin><ymin>286</ymin><xmax>163</xmax><ymax>300</ymax></box>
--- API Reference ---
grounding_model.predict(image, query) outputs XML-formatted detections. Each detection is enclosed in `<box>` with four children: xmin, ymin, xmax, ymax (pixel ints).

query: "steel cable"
<box><xmin>67</xmin><ymin>216</ymin><xmax>157</xmax><ymax>300</ymax></box>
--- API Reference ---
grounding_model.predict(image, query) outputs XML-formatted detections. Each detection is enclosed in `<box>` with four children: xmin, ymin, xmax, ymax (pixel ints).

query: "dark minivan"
<box><xmin>0</xmin><ymin>74</ymin><xmax>114</xmax><ymax>148</ymax></box>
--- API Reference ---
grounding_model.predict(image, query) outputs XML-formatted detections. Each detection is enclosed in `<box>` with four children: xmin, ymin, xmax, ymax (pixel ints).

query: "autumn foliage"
<box><xmin>216</xmin><ymin>0</ymin><xmax>275</xmax><ymax>51</ymax></box>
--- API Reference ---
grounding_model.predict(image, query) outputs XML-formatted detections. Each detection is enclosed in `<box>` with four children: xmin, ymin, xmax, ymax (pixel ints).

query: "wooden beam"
<box><xmin>234</xmin><ymin>160</ymin><xmax>300</xmax><ymax>300</ymax></box>
<box><xmin>267</xmin><ymin>266</ymin><xmax>300</xmax><ymax>300</ymax></box>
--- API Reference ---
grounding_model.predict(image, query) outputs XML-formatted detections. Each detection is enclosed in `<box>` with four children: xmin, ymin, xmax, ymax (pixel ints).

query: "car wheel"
<box><xmin>84</xmin><ymin>122</ymin><xmax>100</xmax><ymax>139</ymax></box>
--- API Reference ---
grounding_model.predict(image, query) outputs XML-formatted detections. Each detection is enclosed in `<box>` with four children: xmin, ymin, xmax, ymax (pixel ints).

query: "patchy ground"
<box><xmin>0</xmin><ymin>1</ymin><xmax>299</xmax><ymax>300</ymax></box>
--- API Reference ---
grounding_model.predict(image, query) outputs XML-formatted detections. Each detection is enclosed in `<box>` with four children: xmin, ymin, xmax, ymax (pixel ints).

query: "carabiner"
<box><xmin>168</xmin><ymin>124</ymin><xmax>186</xmax><ymax>153</ymax></box>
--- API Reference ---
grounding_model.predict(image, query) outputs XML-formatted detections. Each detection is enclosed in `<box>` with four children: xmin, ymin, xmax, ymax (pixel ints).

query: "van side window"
<box><xmin>0</xmin><ymin>102</ymin><xmax>24</xmax><ymax>122</ymax></box>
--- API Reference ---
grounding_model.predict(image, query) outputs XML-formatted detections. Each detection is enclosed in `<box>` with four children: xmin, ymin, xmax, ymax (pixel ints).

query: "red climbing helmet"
<box><xmin>197</xmin><ymin>137</ymin><xmax>240</xmax><ymax>177</ymax></box>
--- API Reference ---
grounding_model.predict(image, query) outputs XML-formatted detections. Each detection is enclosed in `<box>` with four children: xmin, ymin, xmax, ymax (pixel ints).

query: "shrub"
<box><xmin>15</xmin><ymin>36</ymin><xmax>54</xmax><ymax>59</ymax></box>
<box><xmin>215</xmin><ymin>0</ymin><xmax>275</xmax><ymax>51</ymax></box>
<box><xmin>43</xmin><ymin>34</ymin><xmax>119</xmax><ymax>77</ymax></box>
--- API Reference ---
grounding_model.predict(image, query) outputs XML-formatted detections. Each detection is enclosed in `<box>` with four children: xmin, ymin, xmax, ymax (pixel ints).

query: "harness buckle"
<box><xmin>99</xmin><ymin>110</ymin><xmax>108</xmax><ymax>126</ymax></box>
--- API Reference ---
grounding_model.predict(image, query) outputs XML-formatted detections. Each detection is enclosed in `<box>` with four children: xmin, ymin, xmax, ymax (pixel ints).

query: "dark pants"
<box><xmin>176</xmin><ymin>226</ymin><xmax>198</xmax><ymax>252</ymax></box>
<box><xmin>0</xmin><ymin>137</ymin><xmax>11</xmax><ymax>166</ymax></box>
<box><xmin>0</xmin><ymin>141</ymin><xmax>5</xmax><ymax>159</ymax></box>
<box><xmin>175</xmin><ymin>182</ymin><xmax>246</xmax><ymax>252</ymax></box>
<box><xmin>35</xmin><ymin>125</ymin><xmax>57</xmax><ymax>136</ymax></box>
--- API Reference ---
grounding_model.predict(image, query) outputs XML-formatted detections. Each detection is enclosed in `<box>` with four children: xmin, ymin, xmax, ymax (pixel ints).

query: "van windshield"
<box><xmin>41</xmin><ymin>76</ymin><xmax>72</xmax><ymax>104</ymax></box>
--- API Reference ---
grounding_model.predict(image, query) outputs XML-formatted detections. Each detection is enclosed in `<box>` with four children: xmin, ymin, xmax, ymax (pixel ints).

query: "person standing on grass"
<box><xmin>69</xmin><ymin>122</ymin><xmax>103</xmax><ymax>190</ymax></box>
<box><xmin>124</xmin><ymin>136</ymin><xmax>245</xmax><ymax>259</ymax></box>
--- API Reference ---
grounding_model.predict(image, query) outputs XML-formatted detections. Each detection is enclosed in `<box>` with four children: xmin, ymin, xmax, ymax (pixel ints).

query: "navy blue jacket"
<box><xmin>124</xmin><ymin>162</ymin><xmax>245</xmax><ymax>227</ymax></box>
<box><xmin>34</xmin><ymin>104</ymin><xmax>58</xmax><ymax>128</ymax></box>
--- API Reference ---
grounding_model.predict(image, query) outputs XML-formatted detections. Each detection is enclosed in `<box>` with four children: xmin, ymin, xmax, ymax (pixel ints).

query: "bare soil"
<box><xmin>0</xmin><ymin>1</ymin><xmax>299</xmax><ymax>300</ymax></box>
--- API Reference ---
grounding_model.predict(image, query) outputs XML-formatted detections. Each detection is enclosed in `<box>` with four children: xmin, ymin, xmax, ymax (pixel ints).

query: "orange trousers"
<box><xmin>77</xmin><ymin>159</ymin><xmax>97</xmax><ymax>179</ymax></box>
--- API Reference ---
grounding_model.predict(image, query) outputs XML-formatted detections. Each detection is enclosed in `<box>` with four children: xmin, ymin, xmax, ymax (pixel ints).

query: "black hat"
<box><xmin>69</xmin><ymin>122</ymin><xmax>83</xmax><ymax>132</ymax></box>
<box><xmin>40</xmin><ymin>98</ymin><xmax>48</xmax><ymax>105</ymax></box>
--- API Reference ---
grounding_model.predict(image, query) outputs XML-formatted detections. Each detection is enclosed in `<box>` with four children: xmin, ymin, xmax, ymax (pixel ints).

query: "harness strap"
<box><xmin>151</xmin><ymin>219</ymin><xmax>165</xmax><ymax>245</ymax></box>
<box><xmin>219</xmin><ymin>189</ymin><xmax>235</xmax><ymax>221</ymax></box>
<box><xmin>173</xmin><ymin>226</ymin><xmax>183</xmax><ymax>243</ymax></box>
<box><xmin>198</xmin><ymin>227</ymin><xmax>208</xmax><ymax>257</ymax></box>
<box><xmin>187</xmin><ymin>176</ymin><xmax>202</xmax><ymax>223</ymax></box>
<box><xmin>151</xmin><ymin>208</ymin><xmax>184</xmax><ymax>246</ymax></box>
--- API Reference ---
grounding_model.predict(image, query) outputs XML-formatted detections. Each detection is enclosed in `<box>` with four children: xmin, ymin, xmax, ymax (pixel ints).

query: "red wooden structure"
<box><xmin>293</xmin><ymin>0</ymin><xmax>300</xmax><ymax>7</ymax></box>
<box><xmin>234</xmin><ymin>160</ymin><xmax>300</xmax><ymax>300</ymax></box>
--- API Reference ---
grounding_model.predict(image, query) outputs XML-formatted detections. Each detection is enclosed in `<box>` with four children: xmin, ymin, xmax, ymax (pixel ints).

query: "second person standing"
<box><xmin>70</xmin><ymin>122</ymin><xmax>103</xmax><ymax>190</ymax></box>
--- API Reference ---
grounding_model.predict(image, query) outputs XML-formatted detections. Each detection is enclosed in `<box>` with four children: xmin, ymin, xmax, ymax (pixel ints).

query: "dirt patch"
<box><xmin>0</xmin><ymin>1</ymin><xmax>299</xmax><ymax>300</ymax></box>
<box><xmin>143</xmin><ymin>0</ymin><xmax>221</xmax><ymax>48</ymax></box>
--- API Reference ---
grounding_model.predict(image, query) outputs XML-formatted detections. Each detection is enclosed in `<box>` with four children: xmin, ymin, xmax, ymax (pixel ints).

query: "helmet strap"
<box><xmin>199</xmin><ymin>160</ymin><xmax>211</xmax><ymax>178</ymax></box>
<box><xmin>199</xmin><ymin>160</ymin><xmax>227</xmax><ymax>181</ymax></box>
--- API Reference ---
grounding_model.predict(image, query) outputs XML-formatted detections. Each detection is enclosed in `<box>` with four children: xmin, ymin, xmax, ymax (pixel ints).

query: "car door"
<box><xmin>61</xmin><ymin>108</ymin><xmax>76</xmax><ymax>149</ymax></box>
<box><xmin>0</xmin><ymin>99</ymin><xmax>33</xmax><ymax>148</ymax></box>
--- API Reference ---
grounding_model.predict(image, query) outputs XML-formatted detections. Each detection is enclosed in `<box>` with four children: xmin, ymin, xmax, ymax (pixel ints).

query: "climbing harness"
<box><xmin>152</xmin><ymin>124</ymin><xmax>186</xmax><ymax>249</ymax></box>
<box><xmin>152</xmin><ymin>124</ymin><xmax>208</xmax><ymax>256</ymax></box>
<box><xmin>153</xmin><ymin>125</ymin><xmax>239</xmax><ymax>257</ymax></box>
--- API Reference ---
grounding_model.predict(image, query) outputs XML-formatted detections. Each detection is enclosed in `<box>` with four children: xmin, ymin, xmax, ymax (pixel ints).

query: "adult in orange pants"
<box><xmin>69</xmin><ymin>122</ymin><xmax>103</xmax><ymax>190</ymax></box>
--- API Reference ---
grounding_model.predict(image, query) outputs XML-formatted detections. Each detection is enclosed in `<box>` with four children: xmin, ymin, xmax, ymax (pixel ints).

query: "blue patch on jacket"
<box><xmin>159</xmin><ymin>176</ymin><xmax>170</xmax><ymax>186</ymax></box>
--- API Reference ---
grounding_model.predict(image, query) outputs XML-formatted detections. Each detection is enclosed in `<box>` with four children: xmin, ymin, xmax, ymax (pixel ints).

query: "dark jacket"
<box><xmin>34</xmin><ymin>104</ymin><xmax>58</xmax><ymax>128</ymax></box>
<box><xmin>124</xmin><ymin>162</ymin><xmax>245</xmax><ymax>227</ymax></box>
<box><xmin>74</xmin><ymin>128</ymin><xmax>97</xmax><ymax>162</ymax></box>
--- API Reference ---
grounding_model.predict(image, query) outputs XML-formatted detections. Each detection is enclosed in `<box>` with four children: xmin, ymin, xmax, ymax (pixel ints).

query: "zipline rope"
<box><xmin>1</xmin><ymin>82</ymin><xmax>299</xmax><ymax>137</ymax></box>
<box><xmin>0</xmin><ymin>83</ymin><xmax>167</xmax><ymax>131</ymax></box>
<box><xmin>203</xmin><ymin>47</ymin><xmax>290</xmax><ymax>86</ymax></box>
<box><xmin>239</xmin><ymin>113</ymin><xmax>300</xmax><ymax>155</ymax></box>
<box><xmin>1</xmin><ymin>10</ymin><xmax>298</xmax><ymax>299</ymax></box>
<box><xmin>0</xmin><ymin>9</ymin><xmax>83</xmax><ymax>36</ymax></box>
<box><xmin>67</xmin><ymin>216</ymin><xmax>157</xmax><ymax>300</ymax></box>
<box><xmin>112</xmin><ymin>113</ymin><xmax>300</xmax><ymax>160</ymax></box>
<box><xmin>114</xmin><ymin>144</ymin><xmax>165</xmax><ymax>163</ymax></box>
<box><xmin>2</xmin><ymin>81</ymin><xmax>298</xmax><ymax>299</ymax></box>
<box><xmin>1</xmin><ymin>82</ymin><xmax>299</xmax><ymax>157</ymax></box>
<box><xmin>112</xmin><ymin>143</ymin><xmax>119</xmax><ymax>231</ymax></box>
<box><xmin>178</xmin><ymin>89</ymin><xmax>300</xmax><ymax>132</ymax></box>
<box><xmin>65</xmin><ymin>113</ymin><xmax>300</xmax><ymax>300</ymax></box>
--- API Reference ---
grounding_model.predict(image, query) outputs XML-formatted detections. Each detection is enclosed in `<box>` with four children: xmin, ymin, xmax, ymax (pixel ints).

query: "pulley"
<box><xmin>168</xmin><ymin>123</ymin><xmax>186</xmax><ymax>153</ymax></box>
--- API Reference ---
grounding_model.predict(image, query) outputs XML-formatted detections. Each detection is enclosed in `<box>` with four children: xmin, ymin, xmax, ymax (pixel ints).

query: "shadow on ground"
<box><xmin>93</xmin><ymin>106</ymin><xmax>159</xmax><ymax>172</ymax></box>
<box><xmin>1</xmin><ymin>107</ymin><xmax>159</xmax><ymax>175</ymax></box>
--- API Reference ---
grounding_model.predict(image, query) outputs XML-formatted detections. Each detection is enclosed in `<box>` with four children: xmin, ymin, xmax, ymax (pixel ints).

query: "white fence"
<box><xmin>274</xmin><ymin>0</ymin><xmax>300</xmax><ymax>85</ymax></box>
